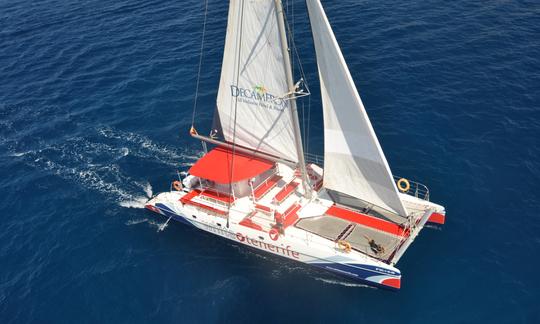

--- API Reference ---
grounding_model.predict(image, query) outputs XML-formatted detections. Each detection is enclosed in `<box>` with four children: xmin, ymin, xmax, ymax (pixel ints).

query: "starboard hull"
<box><xmin>145</xmin><ymin>195</ymin><xmax>402</xmax><ymax>291</ymax></box>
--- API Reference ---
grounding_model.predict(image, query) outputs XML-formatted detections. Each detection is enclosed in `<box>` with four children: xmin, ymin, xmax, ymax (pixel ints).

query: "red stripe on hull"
<box><xmin>428</xmin><ymin>212</ymin><xmax>446</xmax><ymax>225</ymax></box>
<box><xmin>381</xmin><ymin>277</ymin><xmax>401</xmax><ymax>289</ymax></box>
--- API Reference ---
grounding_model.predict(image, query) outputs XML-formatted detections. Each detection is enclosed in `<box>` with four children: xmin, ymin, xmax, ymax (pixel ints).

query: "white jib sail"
<box><xmin>307</xmin><ymin>0</ymin><xmax>408</xmax><ymax>216</ymax></box>
<box><xmin>215</xmin><ymin>0</ymin><xmax>299</xmax><ymax>162</ymax></box>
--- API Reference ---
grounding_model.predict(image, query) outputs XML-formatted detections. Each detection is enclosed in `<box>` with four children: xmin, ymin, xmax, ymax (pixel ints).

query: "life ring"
<box><xmin>397</xmin><ymin>178</ymin><xmax>410</xmax><ymax>193</ymax></box>
<box><xmin>337</xmin><ymin>240</ymin><xmax>352</xmax><ymax>253</ymax></box>
<box><xmin>172</xmin><ymin>180</ymin><xmax>182</xmax><ymax>191</ymax></box>
<box><xmin>269</xmin><ymin>228</ymin><xmax>279</xmax><ymax>241</ymax></box>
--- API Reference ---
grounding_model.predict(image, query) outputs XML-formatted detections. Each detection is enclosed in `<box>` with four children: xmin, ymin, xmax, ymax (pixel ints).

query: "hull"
<box><xmin>146</xmin><ymin>196</ymin><xmax>402</xmax><ymax>290</ymax></box>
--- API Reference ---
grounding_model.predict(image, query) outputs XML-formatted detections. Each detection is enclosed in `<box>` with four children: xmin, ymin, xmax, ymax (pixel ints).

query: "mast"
<box><xmin>274</xmin><ymin>0</ymin><xmax>311</xmax><ymax>198</ymax></box>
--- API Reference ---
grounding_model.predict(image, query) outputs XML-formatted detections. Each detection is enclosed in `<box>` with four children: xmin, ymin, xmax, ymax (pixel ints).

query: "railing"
<box><xmin>302</xmin><ymin>153</ymin><xmax>430</xmax><ymax>201</ymax></box>
<box><xmin>393</xmin><ymin>175</ymin><xmax>430</xmax><ymax>201</ymax></box>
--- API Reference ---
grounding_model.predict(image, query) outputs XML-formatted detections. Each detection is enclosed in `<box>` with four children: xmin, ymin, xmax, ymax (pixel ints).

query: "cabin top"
<box><xmin>189</xmin><ymin>147</ymin><xmax>275</xmax><ymax>184</ymax></box>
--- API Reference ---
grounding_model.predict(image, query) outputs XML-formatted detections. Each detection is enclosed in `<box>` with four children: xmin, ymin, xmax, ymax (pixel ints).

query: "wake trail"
<box><xmin>9</xmin><ymin>127</ymin><xmax>193</xmax><ymax>209</ymax></box>
<box><xmin>314</xmin><ymin>277</ymin><xmax>375</xmax><ymax>288</ymax></box>
<box><xmin>97</xmin><ymin>126</ymin><xmax>201</xmax><ymax>168</ymax></box>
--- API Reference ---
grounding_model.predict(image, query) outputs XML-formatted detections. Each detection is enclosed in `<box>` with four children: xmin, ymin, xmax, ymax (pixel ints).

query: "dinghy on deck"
<box><xmin>145</xmin><ymin>0</ymin><xmax>446</xmax><ymax>290</ymax></box>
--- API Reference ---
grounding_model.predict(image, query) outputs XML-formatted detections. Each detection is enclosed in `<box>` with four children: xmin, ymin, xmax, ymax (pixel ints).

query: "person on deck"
<box><xmin>363</xmin><ymin>235</ymin><xmax>385</xmax><ymax>255</ymax></box>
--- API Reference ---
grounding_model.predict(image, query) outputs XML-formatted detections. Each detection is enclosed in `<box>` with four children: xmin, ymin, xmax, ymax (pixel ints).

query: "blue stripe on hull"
<box><xmin>154</xmin><ymin>203</ymin><xmax>193</xmax><ymax>227</ymax></box>
<box><xmin>309</xmin><ymin>262</ymin><xmax>399</xmax><ymax>291</ymax></box>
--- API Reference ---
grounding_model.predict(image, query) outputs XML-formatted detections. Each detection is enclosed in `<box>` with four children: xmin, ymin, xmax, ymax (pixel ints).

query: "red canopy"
<box><xmin>189</xmin><ymin>147</ymin><xmax>275</xmax><ymax>184</ymax></box>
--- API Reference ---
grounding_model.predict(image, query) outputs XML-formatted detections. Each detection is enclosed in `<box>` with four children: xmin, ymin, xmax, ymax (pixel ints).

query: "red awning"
<box><xmin>189</xmin><ymin>147</ymin><xmax>275</xmax><ymax>184</ymax></box>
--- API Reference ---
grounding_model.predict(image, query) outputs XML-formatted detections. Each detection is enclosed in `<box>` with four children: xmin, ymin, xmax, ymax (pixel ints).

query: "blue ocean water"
<box><xmin>1</xmin><ymin>0</ymin><xmax>539</xmax><ymax>322</ymax></box>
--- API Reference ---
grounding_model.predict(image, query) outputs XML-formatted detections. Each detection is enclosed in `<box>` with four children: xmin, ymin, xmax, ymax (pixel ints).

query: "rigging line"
<box><xmin>281</xmin><ymin>3</ymin><xmax>312</xmax><ymax>155</ymax></box>
<box><xmin>190</xmin><ymin>0</ymin><xmax>209</xmax><ymax>127</ymax></box>
<box><xmin>284</xmin><ymin>0</ymin><xmax>294</xmax><ymax>76</ymax></box>
<box><xmin>291</xmin><ymin>0</ymin><xmax>302</xmax><ymax>147</ymax></box>
<box><xmin>302</xmin><ymin>96</ymin><xmax>306</xmax><ymax>152</ymax></box>
<box><xmin>291</xmin><ymin>0</ymin><xmax>306</xmax><ymax>153</ymax></box>
<box><xmin>289</xmin><ymin>0</ymin><xmax>301</xmax><ymax>143</ymax></box>
<box><xmin>228</xmin><ymin>0</ymin><xmax>246</xmax><ymax>215</ymax></box>
<box><xmin>282</xmin><ymin>9</ymin><xmax>310</xmax><ymax>94</ymax></box>
<box><xmin>292</xmin><ymin>0</ymin><xmax>295</xmax><ymax>78</ymax></box>
<box><xmin>306</xmin><ymin>94</ymin><xmax>311</xmax><ymax>155</ymax></box>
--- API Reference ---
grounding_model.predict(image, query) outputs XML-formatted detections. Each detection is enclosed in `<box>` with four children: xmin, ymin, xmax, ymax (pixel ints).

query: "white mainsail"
<box><xmin>307</xmin><ymin>0</ymin><xmax>408</xmax><ymax>216</ymax></box>
<box><xmin>215</xmin><ymin>0</ymin><xmax>299</xmax><ymax>162</ymax></box>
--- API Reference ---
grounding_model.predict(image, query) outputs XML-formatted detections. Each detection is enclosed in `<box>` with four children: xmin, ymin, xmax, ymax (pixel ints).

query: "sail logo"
<box><xmin>253</xmin><ymin>84</ymin><xmax>266</xmax><ymax>95</ymax></box>
<box><xmin>230</xmin><ymin>85</ymin><xmax>288</xmax><ymax>111</ymax></box>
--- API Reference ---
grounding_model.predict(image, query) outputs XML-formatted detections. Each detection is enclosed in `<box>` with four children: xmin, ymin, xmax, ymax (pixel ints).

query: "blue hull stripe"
<box><xmin>154</xmin><ymin>203</ymin><xmax>193</xmax><ymax>226</ymax></box>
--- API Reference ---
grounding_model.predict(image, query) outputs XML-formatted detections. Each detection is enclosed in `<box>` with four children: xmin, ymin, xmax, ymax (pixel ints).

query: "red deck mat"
<box><xmin>325</xmin><ymin>205</ymin><xmax>409</xmax><ymax>237</ymax></box>
<box><xmin>200</xmin><ymin>189</ymin><xmax>234</xmax><ymax>203</ymax></box>
<box><xmin>273</xmin><ymin>181</ymin><xmax>299</xmax><ymax>204</ymax></box>
<box><xmin>276</xmin><ymin>203</ymin><xmax>301</xmax><ymax>229</ymax></box>
<box><xmin>255</xmin><ymin>204</ymin><xmax>272</xmax><ymax>213</ymax></box>
<box><xmin>182</xmin><ymin>199</ymin><xmax>227</xmax><ymax>215</ymax></box>
<box><xmin>180</xmin><ymin>190</ymin><xmax>227</xmax><ymax>215</ymax></box>
<box><xmin>254</xmin><ymin>175</ymin><xmax>282</xmax><ymax>199</ymax></box>
<box><xmin>239</xmin><ymin>218</ymin><xmax>263</xmax><ymax>231</ymax></box>
<box><xmin>428</xmin><ymin>212</ymin><xmax>446</xmax><ymax>224</ymax></box>
<box><xmin>180</xmin><ymin>190</ymin><xmax>200</xmax><ymax>204</ymax></box>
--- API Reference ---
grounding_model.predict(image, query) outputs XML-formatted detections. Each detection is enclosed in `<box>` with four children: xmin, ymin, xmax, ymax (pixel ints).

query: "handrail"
<box><xmin>393</xmin><ymin>175</ymin><xmax>430</xmax><ymax>201</ymax></box>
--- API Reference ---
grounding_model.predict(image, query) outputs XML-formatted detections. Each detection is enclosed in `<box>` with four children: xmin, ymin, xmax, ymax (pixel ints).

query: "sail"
<box><xmin>215</xmin><ymin>0</ymin><xmax>298</xmax><ymax>162</ymax></box>
<box><xmin>307</xmin><ymin>0</ymin><xmax>408</xmax><ymax>216</ymax></box>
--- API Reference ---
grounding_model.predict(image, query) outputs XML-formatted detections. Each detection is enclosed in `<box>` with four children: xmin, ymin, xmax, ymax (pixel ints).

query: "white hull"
<box><xmin>146</xmin><ymin>191</ymin><xmax>402</xmax><ymax>289</ymax></box>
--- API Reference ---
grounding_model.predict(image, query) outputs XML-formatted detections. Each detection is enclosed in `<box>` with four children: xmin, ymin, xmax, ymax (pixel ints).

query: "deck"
<box><xmin>296</xmin><ymin>205</ymin><xmax>408</xmax><ymax>261</ymax></box>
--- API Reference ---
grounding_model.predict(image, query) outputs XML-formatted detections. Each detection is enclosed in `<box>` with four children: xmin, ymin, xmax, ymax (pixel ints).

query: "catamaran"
<box><xmin>145</xmin><ymin>0</ymin><xmax>446</xmax><ymax>290</ymax></box>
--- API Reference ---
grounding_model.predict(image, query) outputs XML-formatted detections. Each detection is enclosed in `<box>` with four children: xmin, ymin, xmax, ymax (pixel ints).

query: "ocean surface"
<box><xmin>1</xmin><ymin>0</ymin><xmax>539</xmax><ymax>322</ymax></box>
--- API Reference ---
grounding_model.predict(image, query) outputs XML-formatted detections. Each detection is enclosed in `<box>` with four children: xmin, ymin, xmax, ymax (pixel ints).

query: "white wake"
<box><xmin>314</xmin><ymin>277</ymin><xmax>374</xmax><ymax>288</ymax></box>
<box><xmin>10</xmin><ymin>126</ymin><xmax>197</xmax><ymax>211</ymax></box>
